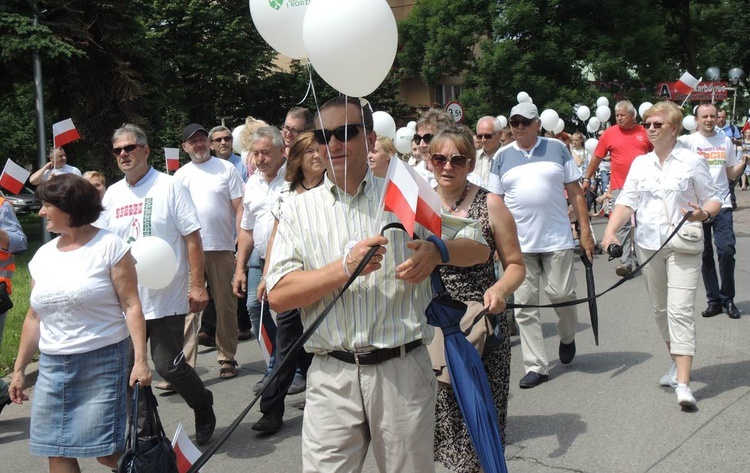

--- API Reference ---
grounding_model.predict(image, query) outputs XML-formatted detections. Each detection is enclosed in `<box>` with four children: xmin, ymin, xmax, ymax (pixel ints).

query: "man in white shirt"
<box><xmin>233</xmin><ymin>126</ymin><xmax>288</xmax><ymax>393</ymax></box>
<box><xmin>175</xmin><ymin>124</ymin><xmax>245</xmax><ymax>377</ymax></box>
<box><xmin>489</xmin><ymin>103</ymin><xmax>594</xmax><ymax>389</ymax></box>
<box><xmin>28</xmin><ymin>147</ymin><xmax>82</xmax><ymax>185</ymax></box>
<box><xmin>677</xmin><ymin>103</ymin><xmax>747</xmax><ymax>319</ymax></box>
<box><xmin>471</xmin><ymin>116</ymin><xmax>503</xmax><ymax>187</ymax></box>
<box><xmin>101</xmin><ymin>123</ymin><xmax>215</xmax><ymax>445</ymax></box>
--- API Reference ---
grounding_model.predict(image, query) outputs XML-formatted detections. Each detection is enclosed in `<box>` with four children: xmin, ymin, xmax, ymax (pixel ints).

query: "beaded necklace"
<box><xmin>446</xmin><ymin>183</ymin><xmax>470</xmax><ymax>213</ymax></box>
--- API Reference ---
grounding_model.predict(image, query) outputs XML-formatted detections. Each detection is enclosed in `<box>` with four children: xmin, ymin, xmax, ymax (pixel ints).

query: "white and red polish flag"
<box><xmin>674</xmin><ymin>72</ymin><xmax>701</xmax><ymax>95</ymax></box>
<box><xmin>382</xmin><ymin>156</ymin><xmax>442</xmax><ymax>238</ymax></box>
<box><xmin>0</xmin><ymin>159</ymin><xmax>31</xmax><ymax>194</ymax></box>
<box><xmin>171</xmin><ymin>422</ymin><xmax>202</xmax><ymax>473</ymax></box>
<box><xmin>52</xmin><ymin>118</ymin><xmax>81</xmax><ymax>148</ymax></box>
<box><xmin>164</xmin><ymin>148</ymin><xmax>180</xmax><ymax>172</ymax></box>
<box><xmin>258</xmin><ymin>298</ymin><xmax>277</xmax><ymax>366</ymax></box>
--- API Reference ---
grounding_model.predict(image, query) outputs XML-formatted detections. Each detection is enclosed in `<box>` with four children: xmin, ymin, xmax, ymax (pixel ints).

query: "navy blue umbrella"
<box><xmin>425</xmin><ymin>258</ymin><xmax>508</xmax><ymax>473</ymax></box>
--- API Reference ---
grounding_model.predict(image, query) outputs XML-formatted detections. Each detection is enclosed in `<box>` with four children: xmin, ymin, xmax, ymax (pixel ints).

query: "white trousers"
<box><xmin>636</xmin><ymin>246</ymin><xmax>699</xmax><ymax>356</ymax></box>
<box><xmin>515</xmin><ymin>250</ymin><xmax>579</xmax><ymax>375</ymax></box>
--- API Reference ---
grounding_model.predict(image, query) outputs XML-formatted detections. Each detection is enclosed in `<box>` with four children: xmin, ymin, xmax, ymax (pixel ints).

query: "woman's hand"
<box><xmin>9</xmin><ymin>371</ymin><xmax>29</xmax><ymax>404</ymax></box>
<box><xmin>257</xmin><ymin>279</ymin><xmax>267</xmax><ymax>302</ymax></box>
<box><xmin>130</xmin><ymin>361</ymin><xmax>152</xmax><ymax>388</ymax></box>
<box><xmin>483</xmin><ymin>287</ymin><xmax>508</xmax><ymax>314</ymax></box>
<box><xmin>682</xmin><ymin>202</ymin><xmax>707</xmax><ymax>223</ymax></box>
<box><xmin>396</xmin><ymin>240</ymin><xmax>441</xmax><ymax>283</ymax></box>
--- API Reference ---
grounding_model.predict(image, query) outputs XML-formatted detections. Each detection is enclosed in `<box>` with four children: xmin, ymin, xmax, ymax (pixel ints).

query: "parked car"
<box><xmin>0</xmin><ymin>186</ymin><xmax>41</xmax><ymax>214</ymax></box>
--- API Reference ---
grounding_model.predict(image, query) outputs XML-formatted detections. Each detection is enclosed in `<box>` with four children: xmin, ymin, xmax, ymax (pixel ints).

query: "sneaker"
<box><xmin>675</xmin><ymin>383</ymin><xmax>697</xmax><ymax>408</ymax></box>
<box><xmin>659</xmin><ymin>361</ymin><xmax>677</xmax><ymax>387</ymax></box>
<box><xmin>615</xmin><ymin>265</ymin><xmax>632</xmax><ymax>277</ymax></box>
<box><xmin>287</xmin><ymin>374</ymin><xmax>306</xmax><ymax>395</ymax></box>
<box><xmin>253</xmin><ymin>373</ymin><xmax>270</xmax><ymax>395</ymax></box>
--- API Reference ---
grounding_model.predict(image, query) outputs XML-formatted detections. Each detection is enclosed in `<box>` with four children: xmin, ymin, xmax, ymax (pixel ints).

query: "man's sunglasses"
<box><xmin>509</xmin><ymin>117</ymin><xmax>534</xmax><ymax>128</ymax></box>
<box><xmin>112</xmin><ymin>144</ymin><xmax>144</xmax><ymax>155</ymax></box>
<box><xmin>413</xmin><ymin>133</ymin><xmax>434</xmax><ymax>144</ymax></box>
<box><xmin>430</xmin><ymin>154</ymin><xmax>470</xmax><ymax>168</ymax></box>
<box><xmin>313</xmin><ymin>124</ymin><xmax>364</xmax><ymax>145</ymax></box>
<box><xmin>211</xmin><ymin>136</ymin><xmax>232</xmax><ymax>143</ymax></box>
<box><xmin>476</xmin><ymin>133</ymin><xmax>495</xmax><ymax>140</ymax></box>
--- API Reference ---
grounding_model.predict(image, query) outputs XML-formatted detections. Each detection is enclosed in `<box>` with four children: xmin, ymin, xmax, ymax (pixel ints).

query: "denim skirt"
<box><xmin>30</xmin><ymin>338</ymin><xmax>129</xmax><ymax>458</ymax></box>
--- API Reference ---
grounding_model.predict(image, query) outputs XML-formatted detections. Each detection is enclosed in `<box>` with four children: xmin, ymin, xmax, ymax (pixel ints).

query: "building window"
<box><xmin>435</xmin><ymin>84</ymin><xmax>461</xmax><ymax>105</ymax></box>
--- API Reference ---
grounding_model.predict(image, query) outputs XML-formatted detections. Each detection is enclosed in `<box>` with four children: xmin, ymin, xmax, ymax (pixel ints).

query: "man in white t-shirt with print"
<box><xmin>677</xmin><ymin>103</ymin><xmax>748</xmax><ymax>320</ymax></box>
<box><xmin>175</xmin><ymin>124</ymin><xmax>245</xmax><ymax>377</ymax></box>
<box><xmin>101</xmin><ymin>123</ymin><xmax>216</xmax><ymax>445</ymax></box>
<box><xmin>488</xmin><ymin>102</ymin><xmax>594</xmax><ymax>389</ymax></box>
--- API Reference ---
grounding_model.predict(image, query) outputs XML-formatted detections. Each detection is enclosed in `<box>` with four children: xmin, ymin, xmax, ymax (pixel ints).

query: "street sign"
<box><xmin>445</xmin><ymin>101</ymin><xmax>465</xmax><ymax>123</ymax></box>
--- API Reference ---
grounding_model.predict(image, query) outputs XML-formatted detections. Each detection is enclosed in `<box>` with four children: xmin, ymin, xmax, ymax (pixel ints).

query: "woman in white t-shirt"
<box><xmin>9</xmin><ymin>174</ymin><xmax>151</xmax><ymax>471</ymax></box>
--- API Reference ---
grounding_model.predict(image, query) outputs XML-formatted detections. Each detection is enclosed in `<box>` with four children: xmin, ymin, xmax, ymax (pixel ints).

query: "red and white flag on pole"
<box><xmin>674</xmin><ymin>72</ymin><xmax>701</xmax><ymax>95</ymax></box>
<box><xmin>165</xmin><ymin>148</ymin><xmax>180</xmax><ymax>172</ymax></box>
<box><xmin>0</xmin><ymin>159</ymin><xmax>31</xmax><ymax>194</ymax></box>
<box><xmin>52</xmin><ymin>119</ymin><xmax>81</xmax><ymax>148</ymax></box>
<box><xmin>258</xmin><ymin>299</ymin><xmax>277</xmax><ymax>366</ymax></box>
<box><xmin>171</xmin><ymin>422</ymin><xmax>202</xmax><ymax>473</ymax></box>
<box><xmin>382</xmin><ymin>157</ymin><xmax>442</xmax><ymax>237</ymax></box>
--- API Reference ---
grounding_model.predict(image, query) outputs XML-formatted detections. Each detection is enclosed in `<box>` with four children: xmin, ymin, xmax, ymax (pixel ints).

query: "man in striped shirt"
<box><xmin>265</xmin><ymin>96</ymin><xmax>489</xmax><ymax>472</ymax></box>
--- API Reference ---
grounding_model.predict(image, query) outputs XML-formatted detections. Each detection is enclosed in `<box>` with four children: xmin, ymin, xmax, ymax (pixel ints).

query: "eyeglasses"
<box><xmin>313</xmin><ymin>124</ymin><xmax>364</xmax><ymax>144</ymax></box>
<box><xmin>643</xmin><ymin>121</ymin><xmax>665</xmax><ymax>129</ymax></box>
<box><xmin>211</xmin><ymin>136</ymin><xmax>232</xmax><ymax>143</ymax></box>
<box><xmin>430</xmin><ymin>154</ymin><xmax>470</xmax><ymax>168</ymax></box>
<box><xmin>509</xmin><ymin>117</ymin><xmax>534</xmax><ymax>128</ymax></box>
<box><xmin>112</xmin><ymin>144</ymin><xmax>144</xmax><ymax>155</ymax></box>
<box><xmin>476</xmin><ymin>133</ymin><xmax>496</xmax><ymax>140</ymax></box>
<box><xmin>413</xmin><ymin>133</ymin><xmax>434</xmax><ymax>144</ymax></box>
<box><xmin>282</xmin><ymin>125</ymin><xmax>302</xmax><ymax>136</ymax></box>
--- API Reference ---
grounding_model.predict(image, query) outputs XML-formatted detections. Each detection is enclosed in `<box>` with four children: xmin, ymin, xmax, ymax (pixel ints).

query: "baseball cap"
<box><xmin>182</xmin><ymin>123</ymin><xmax>208</xmax><ymax>142</ymax></box>
<box><xmin>509</xmin><ymin>103</ymin><xmax>539</xmax><ymax>119</ymax></box>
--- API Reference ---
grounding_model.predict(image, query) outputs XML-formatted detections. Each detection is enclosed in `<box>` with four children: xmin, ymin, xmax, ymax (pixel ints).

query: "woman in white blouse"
<box><xmin>602</xmin><ymin>101</ymin><xmax>720</xmax><ymax>409</ymax></box>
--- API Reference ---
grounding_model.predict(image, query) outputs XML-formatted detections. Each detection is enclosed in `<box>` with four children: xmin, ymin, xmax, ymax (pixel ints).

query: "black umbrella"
<box><xmin>580</xmin><ymin>254</ymin><xmax>599</xmax><ymax>346</ymax></box>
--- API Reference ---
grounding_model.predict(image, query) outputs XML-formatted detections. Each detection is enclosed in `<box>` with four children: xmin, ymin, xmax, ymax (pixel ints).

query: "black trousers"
<box><xmin>259</xmin><ymin>309</ymin><xmax>313</xmax><ymax>417</ymax></box>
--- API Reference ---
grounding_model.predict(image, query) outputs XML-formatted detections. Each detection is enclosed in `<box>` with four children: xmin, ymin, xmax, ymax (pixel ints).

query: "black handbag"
<box><xmin>118</xmin><ymin>382</ymin><xmax>179</xmax><ymax>473</ymax></box>
<box><xmin>0</xmin><ymin>281</ymin><xmax>13</xmax><ymax>314</ymax></box>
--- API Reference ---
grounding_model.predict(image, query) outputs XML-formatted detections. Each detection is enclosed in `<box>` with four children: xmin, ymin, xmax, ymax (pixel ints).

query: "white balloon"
<box><xmin>232</xmin><ymin>125</ymin><xmax>246</xmax><ymax>154</ymax></box>
<box><xmin>394</xmin><ymin>127</ymin><xmax>414</xmax><ymax>155</ymax></box>
<box><xmin>596</xmin><ymin>96</ymin><xmax>609</xmax><ymax>107</ymax></box>
<box><xmin>596</xmin><ymin>105</ymin><xmax>611</xmax><ymax>123</ymax></box>
<box><xmin>540</xmin><ymin>109</ymin><xmax>559</xmax><ymax>132</ymax></box>
<box><xmin>372</xmin><ymin>111</ymin><xmax>396</xmax><ymax>139</ymax></box>
<box><xmin>517</xmin><ymin>91</ymin><xmax>530</xmax><ymax>103</ymax></box>
<box><xmin>249</xmin><ymin>0</ymin><xmax>309</xmax><ymax>59</ymax></box>
<box><xmin>407</xmin><ymin>121</ymin><xmax>417</xmax><ymax>131</ymax></box>
<box><xmin>639</xmin><ymin>102</ymin><xmax>653</xmax><ymax>119</ymax></box>
<box><xmin>130</xmin><ymin>236</ymin><xmax>178</xmax><ymax>290</ymax></box>
<box><xmin>303</xmin><ymin>0</ymin><xmax>397</xmax><ymax>97</ymax></box>
<box><xmin>496</xmin><ymin>115</ymin><xmax>508</xmax><ymax>129</ymax></box>
<box><xmin>587</xmin><ymin>117</ymin><xmax>601</xmax><ymax>133</ymax></box>
<box><xmin>576</xmin><ymin>105</ymin><xmax>591</xmax><ymax>122</ymax></box>
<box><xmin>682</xmin><ymin>115</ymin><xmax>697</xmax><ymax>132</ymax></box>
<box><xmin>585</xmin><ymin>138</ymin><xmax>599</xmax><ymax>156</ymax></box>
<box><xmin>554</xmin><ymin>118</ymin><xmax>565</xmax><ymax>135</ymax></box>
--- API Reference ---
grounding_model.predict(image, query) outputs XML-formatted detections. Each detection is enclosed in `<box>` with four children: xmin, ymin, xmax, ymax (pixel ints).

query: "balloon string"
<box><xmin>297</xmin><ymin>62</ymin><xmax>314</xmax><ymax>105</ymax></box>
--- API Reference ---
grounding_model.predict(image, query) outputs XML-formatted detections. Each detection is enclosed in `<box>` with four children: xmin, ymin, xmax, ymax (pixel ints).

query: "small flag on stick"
<box><xmin>172</xmin><ymin>422</ymin><xmax>202</xmax><ymax>473</ymax></box>
<box><xmin>52</xmin><ymin>118</ymin><xmax>81</xmax><ymax>148</ymax></box>
<box><xmin>165</xmin><ymin>148</ymin><xmax>180</xmax><ymax>172</ymax></box>
<box><xmin>258</xmin><ymin>299</ymin><xmax>277</xmax><ymax>366</ymax></box>
<box><xmin>0</xmin><ymin>159</ymin><xmax>31</xmax><ymax>194</ymax></box>
<box><xmin>675</xmin><ymin>72</ymin><xmax>700</xmax><ymax>95</ymax></box>
<box><xmin>382</xmin><ymin>157</ymin><xmax>442</xmax><ymax>237</ymax></box>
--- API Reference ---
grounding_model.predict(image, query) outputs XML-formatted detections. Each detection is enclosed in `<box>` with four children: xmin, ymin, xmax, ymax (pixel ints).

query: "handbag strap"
<box><xmin>143</xmin><ymin>386</ymin><xmax>168</xmax><ymax>439</ymax></box>
<box><xmin>128</xmin><ymin>381</ymin><xmax>141</xmax><ymax>454</ymax></box>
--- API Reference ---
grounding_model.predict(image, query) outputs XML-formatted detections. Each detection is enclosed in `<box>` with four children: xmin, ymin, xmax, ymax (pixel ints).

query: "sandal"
<box><xmin>219</xmin><ymin>361</ymin><xmax>238</xmax><ymax>379</ymax></box>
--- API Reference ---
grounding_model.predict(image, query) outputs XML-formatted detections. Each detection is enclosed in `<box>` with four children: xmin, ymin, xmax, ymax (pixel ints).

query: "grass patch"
<box><xmin>1</xmin><ymin>214</ymin><xmax>44</xmax><ymax>375</ymax></box>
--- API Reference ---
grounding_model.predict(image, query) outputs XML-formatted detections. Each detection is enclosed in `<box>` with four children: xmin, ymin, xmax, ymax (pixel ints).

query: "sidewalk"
<box><xmin>1</xmin><ymin>192</ymin><xmax>749</xmax><ymax>472</ymax></box>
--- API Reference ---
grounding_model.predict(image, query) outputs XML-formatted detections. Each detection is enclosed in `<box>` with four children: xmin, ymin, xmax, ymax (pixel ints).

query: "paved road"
<box><xmin>2</xmin><ymin>192</ymin><xmax>750</xmax><ymax>472</ymax></box>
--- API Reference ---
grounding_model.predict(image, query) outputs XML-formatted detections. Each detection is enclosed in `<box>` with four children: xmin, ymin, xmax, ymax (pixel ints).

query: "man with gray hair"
<box><xmin>209</xmin><ymin>125</ymin><xmax>248</xmax><ymax>182</ymax></box>
<box><xmin>233</xmin><ymin>126</ymin><xmax>288</xmax><ymax>397</ymax></box>
<box><xmin>583</xmin><ymin>100</ymin><xmax>652</xmax><ymax>277</ymax></box>
<box><xmin>175</xmin><ymin>123</ymin><xmax>245</xmax><ymax>379</ymax></box>
<box><xmin>101</xmin><ymin>123</ymin><xmax>215</xmax><ymax>445</ymax></box>
<box><xmin>472</xmin><ymin>116</ymin><xmax>503</xmax><ymax>187</ymax></box>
